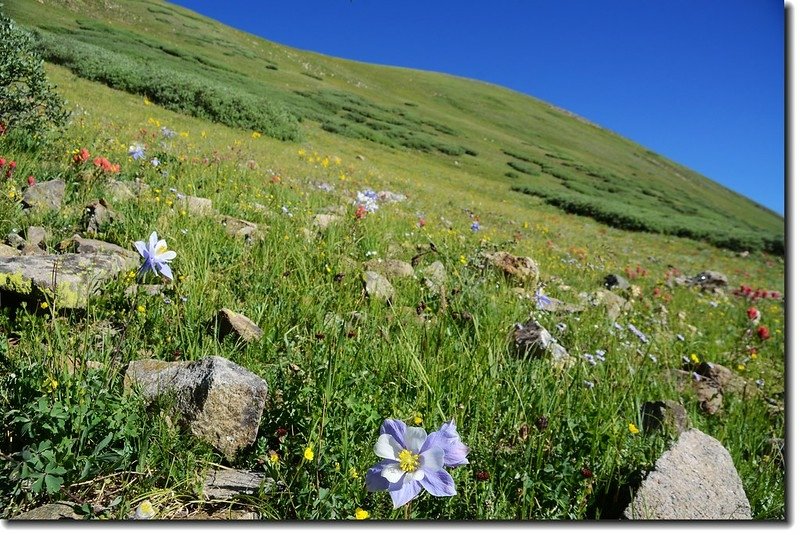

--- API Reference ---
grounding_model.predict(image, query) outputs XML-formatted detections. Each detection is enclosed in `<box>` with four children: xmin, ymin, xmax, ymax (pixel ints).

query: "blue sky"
<box><xmin>170</xmin><ymin>0</ymin><xmax>785</xmax><ymax>216</ymax></box>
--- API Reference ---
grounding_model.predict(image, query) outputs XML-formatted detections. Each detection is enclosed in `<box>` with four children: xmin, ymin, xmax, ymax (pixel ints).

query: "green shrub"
<box><xmin>0</xmin><ymin>10</ymin><xmax>68</xmax><ymax>140</ymax></box>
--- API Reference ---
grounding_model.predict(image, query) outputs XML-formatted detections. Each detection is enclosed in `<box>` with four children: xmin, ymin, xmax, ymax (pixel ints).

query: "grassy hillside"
<box><xmin>0</xmin><ymin>0</ymin><xmax>785</xmax><ymax>521</ymax></box>
<box><xmin>4</xmin><ymin>0</ymin><xmax>784</xmax><ymax>254</ymax></box>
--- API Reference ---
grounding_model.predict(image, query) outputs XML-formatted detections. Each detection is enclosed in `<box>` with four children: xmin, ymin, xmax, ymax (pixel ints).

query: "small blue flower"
<box><xmin>134</xmin><ymin>231</ymin><xmax>176</xmax><ymax>281</ymax></box>
<box><xmin>150</xmin><ymin>157</ymin><xmax>160</xmax><ymax>167</ymax></box>
<box><xmin>534</xmin><ymin>288</ymin><xmax>552</xmax><ymax>310</ymax></box>
<box><xmin>161</xmin><ymin>126</ymin><xmax>176</xmax><ymax>139</ymax></box>
<box><xmin>470</xmin><ymin>221</ymin><xmax>480</xmax><ymax>232</ymax></box>
<box><xmin>128</xmin><ymin>143</ymin><xmax>146</xmax><ymax>160</ymax></box>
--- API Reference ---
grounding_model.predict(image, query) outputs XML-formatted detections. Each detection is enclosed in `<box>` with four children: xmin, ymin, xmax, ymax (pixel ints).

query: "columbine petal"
<box><xmin>419</xmin><ymin>469</ymin><xmax>456</xmax><ymax>497</ymax></box>
<box><xmin>387</xmin><ymin>479</ymin><xmax>422</xmax><ymax>509</ymax></box>
<box><xmin>420</xmin><ymin>445</ymin><xmax>445</xmax><ymax>471</ymax></box>
<box><xmin>148</xmin><ymin>231</ymin><xmax>158</xmax><ymax>250</ymax></box>
<box><xmin>380</xmin><ymin>463</ymin><xmax>405</xmax><ymax>484</ymax></box>
<box><xmin>365</xmin><ymin>461</ymin><xmax>392</xmax><ymax>491</ymax></box>
<box><xmin>403</xmin><ymin>426</ymin><xmax>427</xmax><ymax>452</ymax></box>
<box><xmin>424</xmin><ymin>421</ymin><xmax>469</xmax><ymax>466</ymax></box>
<box><xmin>374</xmin><ymin>434</ymin><xmax>403</xmax><ymax>460</ymax></box>
<box><xmin>159</xmin><ymin>263</ymin><xmax>174</xmax><ymax>280</ymax></box>
<box><xmin>134</xmin><ymin>241</ymin><xmax>147</xmax><ymax>258</ymax></box>
<box><xmin>158</xmin><ymin>250</ymin><xmax>177</xmax><ymax>261</ymax></box>
<box><xmin>379</xmin><ymin>419</ymin><xmax>407</xmax><ymax>446</ymax></box>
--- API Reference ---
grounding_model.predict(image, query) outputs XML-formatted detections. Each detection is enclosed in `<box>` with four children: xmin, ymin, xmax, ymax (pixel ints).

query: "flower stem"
<box><xmin>404</xmin><ymin>502</ymin><xmax>411</xmax><ymax>520</ymax></box>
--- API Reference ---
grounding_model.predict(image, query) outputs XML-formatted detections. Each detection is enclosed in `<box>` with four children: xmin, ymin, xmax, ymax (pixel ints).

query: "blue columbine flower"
<box><xmin>134</xmin><ymin>231</ymin><xmax>176</xmax><ymax>281</ymax></box>
<box><xmin>534</xmin><ymin>288</ymin><xmax>552</xmax><ymax>310</ymax></box>
<box><xmin>470</xmin><ymin>221</ymin><xmax>480</xmax><ymax>232</ymax></box>
<box><xmin>128</xmin><ymin>143</ymin><xmax>146</xmax><ymax>160</ymax></box>
<box><xmin>356</xmin><ymin>189</ymin><xmax>379</xmax><ymax>213</ymax></box>
<box><xmin>627</xmin><ymin>323</ymin><xmax>649</xmax><ymax>344</ymax></box>
<box><xmin>161</xmin><ymin>126</ymin><xmax>176</xmax><ymax>139</ymax></box>
<box><xmin>366</xmin><ymin>419</ymin><xmax>468</xmax><ymax>508</ymax></box>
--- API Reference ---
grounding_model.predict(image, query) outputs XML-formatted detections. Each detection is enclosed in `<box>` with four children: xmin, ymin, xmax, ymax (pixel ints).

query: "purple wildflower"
<box><xmin>134</xmin><ymin>231</ymin><xmax>176</xmax><ymax>281</ymax></box>
<box><xmin>627</xmin><ymin>323</ymin><xmax>649</xmax><ymax>344</ymax></box>
<box><xmin>366</xmin><ymin>419</ymin><xmax>468</xmax><ymax>508</ymax></box>
<box><xmin>470</xmin><ymin>221</ymin><xmax>480</xmax><ymax>232</ymax></box>
<box><xmin>356</xmin><ymin>189</ymin><xmax>379</xmax><ymax>213</ymax></box>
<box><xmin>128</xmin><ymin>143</ymin><xmax>146</xmax><ymax>160</ymax></box>
<box><xmin>534</xmin><ymin>288</ymin><xmax>552</xmax><ymax>310</ymax></box>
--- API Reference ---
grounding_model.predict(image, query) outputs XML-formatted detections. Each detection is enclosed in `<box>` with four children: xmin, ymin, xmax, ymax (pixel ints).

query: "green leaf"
<box><xmin>44</xmin><ymin>474</ymin><xmax>64</xmax><ymax>494</ymax></box>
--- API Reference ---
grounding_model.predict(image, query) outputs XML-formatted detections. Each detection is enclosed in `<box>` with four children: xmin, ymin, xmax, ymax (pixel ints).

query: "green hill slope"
<box><xmin>4</xmin><ymin>0</ymin><xmax>783</xmax><ymax>253</ymax></box>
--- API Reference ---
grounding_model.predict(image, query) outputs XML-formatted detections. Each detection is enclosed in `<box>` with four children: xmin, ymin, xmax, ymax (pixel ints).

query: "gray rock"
<box><xmin>0</xmin><ymin>243</ymin><xmax>20</xmax><ymax>257</ymax></box>
<box><xmin>124</xmin><ymin>356</ymin><xmax>268</xmax><ymax>460</ymax></box>
<box><xmin>83</xmin><ymin>199</ymin><xmax>118</xmax><ymax>234</ymax></box>
<box><xmin>204</xmin><ymin>468</ymin><xmax>271</xmax><ymax>500</ymax></box>
<box><xmin>5</xmin><ymin>232</ymin><xmax>26</xmax><ymax>249</ymax></box>
<box><xmin>124</xmin><ymin>284</ymin><xmax>164</xmax><ymax>297</ymax></box>
<box><xmin>603</xmin><ymin>273</ymin><xmax>629</xmax><ymax>290</ymax></box>
<box><xmin>0</xmin><ymin>252</ymin><xmax>138</xmax><ymax>309</ymax></box>
<box><xmin>312</xmin><ymin>213</ymin><xmax>342</xmax><ymax>231</ymax></box>
<box><xmin>482</xmin><ymin>251</ymin><xmax>539</xmax><ymax>286</ymax></box>
<box><xmin>511</xmin><ymin>319</ymin><xmax>575</xmax><ymax>370</ymax></box>
<box><xmin>10</xmin><ymin>502</ymin><xmax>81</xmax><ymax>520</ymax></box>
<box><xmin>221</xmin><ymin>216</ymin><xmax>258</xmax><ymax>241</ymax></box>
<box><xmin>26</xmin><ymin>226</ymin><xmax>47</xmax><ymax>248</ymax></box>
<box><xmin>180</xmin><ymin>195</ymin><xmax>214</xmax><ymax>216</ymax></box>
<box><xmin>214</xmin><ymin>308</ymin><xmax>264</xmax><ymax>343</ymax></box>
<box><xmin>22</xmin><ymin>179</ymin><xmax>65</xmax><ymax>212</ymax></box>
<box><xmin>420</xmin><ymin>261</ymin><xmax>447</xmax><ymax>293</ymax></box>
<box><xmin>105</xmin><ymin>180</ymin><xmax>150</xmax><ymax>202</ymax></box>
<box><xmin>59</xmin><ymin>235</ymin><xmax>139</xmax><ymax>262</ymax></box>
<box><xmin>689</xmin><ymin>271</ymin><xmax>728</xmax><ymax>292</ymax></box>
<box><xmin>377</xmin><ymin>190</ymin><xmax>407</xmax><ymax>203</ymax></box>
<box><xmin>363</xmin><ymin>270</ymin><xmax>394</xmax><ymax>302</ymax></box>
<box><xmin>624</xmin><ymin>429</ymin><xmax>752</xmax><ymax>519</ymax></box>
<box><xmin>584</xmin><ymin>289</ymin><xmax>631</xmax><ymax>321</ymax></box>
<box><xmin>641</xmin><ymin>401</ymin><xmax>689</xmax><ymax>435</ymax></box>
<box><xmin>365</xmin><ymin>258</ymin><xmax>415</xmax><ymax>280</ymax></box>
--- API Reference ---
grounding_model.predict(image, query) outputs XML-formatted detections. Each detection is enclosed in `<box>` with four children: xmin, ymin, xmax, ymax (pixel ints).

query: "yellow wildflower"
<box><xmin>137</xmin><ymin>305</ymin><xmax>146</xmax><ymax>314</ymax></box>
<box><xmin>40</xmin><ymin>302</ymin><xmax>49</xmax><ymax>309</ymax></box>
<box><xmin>143</xmin><ymin>97</ymin><xmax>152</xmax><ymax>106</ymax></box>
<box><xmin>304</xmin><ymin>446</ymin><xmax>314</xmax><ymax>461</ymax></box>
<box><xmin>354</xmin><ymin>508</ymin><xmax>370</xmax><ymax>520</ymax></box>
<box><xmin>349</xmin><ymin>467</ymin><xmax>359</xmax><ymax>479</ymax></box>
<box><xmin>267</xmin><ymin>451</ymin><xmax>279</xmax><ymax>466</ymax></box>
<box><xmin>413</xmin><ymin>413</ymin><xmax>423</xmax><ymax>425</ymax></box>
<box><xmin>179</xmin><ymin>131</ymin><xmax>189</xmax><ymax>138</ymax></box>
<box><xmin>43</xmin><ymin>377</ymin><xmax>58</xmax><ymax>393</ymax></box>
<box><xmin>628</xmin><ymin>423</ymin><xmax>640</xmax><ymax>435</ymax></box>
<box><xmin>251</xmin><ymin>131</ymin><xmax>262</xmax><ymax>139</ymax></box>
<box><xmin>737</xmin><ymin>363</ymin><xmax>745</xmax><ymax>371</ymax></box>
<box><xmin>690</xmin><ymin>353</ymin><xmax>699</xmax><ymax>364</ymax></box>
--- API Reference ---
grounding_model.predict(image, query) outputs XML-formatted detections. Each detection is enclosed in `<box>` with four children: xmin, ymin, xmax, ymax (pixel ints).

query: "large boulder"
<box><xmin>10</xmin><ymin>502</ymin><xmax>81</xmax><ymax>520</ymax></box>
<box><xmin>0</xmin><ymin>252</ymin><xmax>137</xmax><ymax>309</ymax></box>
<box><xmin>624</xmin><ymin>429</ymin><xmax>752</xmax><ymax>519</ymax></box>
<box><xmin>124</xmin><ymin>356</ymin><xmax>268</xmax><ymax>460</ymax></box>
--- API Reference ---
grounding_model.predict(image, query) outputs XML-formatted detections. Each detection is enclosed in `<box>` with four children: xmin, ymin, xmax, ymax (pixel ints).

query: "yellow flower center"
<box><xmin>156</xmin><ymin>244</ymin><xmax>168</xmax><ymax>255</ymax></box>
<box><xmin>398</xmin><ymin>449</ymin><xmax>420</xmax><ymax>472</ymax></box>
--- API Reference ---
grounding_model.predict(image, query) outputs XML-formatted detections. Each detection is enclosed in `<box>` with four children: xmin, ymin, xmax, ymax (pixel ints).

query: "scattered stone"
<box><xmin>583</xmin><ymin>289</ymin><xmax>631</xmax><ymax>321</ymax></box>
<box><xmin>671</xmin><ymin>362</ymin><xmax>758</xmax><ymax>415</ymax></box>
<box><xmin>364</xmin><ymin>258</ymin><xmax>415</xmax><ymax>280</ymax></box>
<box><xmin>5</xmin><ymin>232</ymin><xmax>26</xmax><ymax>250</ymax></box>
<box><xmin>320</xmin><ymin>204</ymin><xmax>346</xmax><ymax>216</ymax></box>
<box><xmin>221</xmin><ymin>216</ymin><xmax>258</xmax><ymax>241</ymax></box>
<box><xmin>26</xmin><ymin>226</ymin><xmax>47</xmax><ymax>249</ymax></box>
<box><xmin>355</xmin><ymin>154</ymin><xmax>365</xmax><ymax>161</ymax></box>
<box><xmin>180</xmin><ymin>195</ymin><xmax>214</xmax><ymax>216</ymax></box>
<box><xmin>641</xmin><ymin>401</ymin><xmax>689</xmax><ymax>435</ymax></box>
<box><xmin>312</xmin><ymin>213</ymin><xmax>342</xmax><ymax>231</ymax></box>
<box><xmin>124</xmin><ymin>356</ymin><xmax>268</xmax><ymax>460</ymax></box>
<box><xmin>214</xmin><ymin>308</ymin><xmax>263</xmax><ymax>344</ymax></box>
<box><xmin>177</xmin><ymin>509</ymin><xmax>259</xmax><ymax>521</ymax></box>
<box><xmin>511</xmin><ymin>288</ymin><xmax>585</xmax><ymax>313</ymax></box>
<box><xmin>420</xmin><ymin>261</ymin><xmax>447</xmax><ymax>293</ymax></box>
<box><xmin>623</xmin><ymin>429</ymin><xmax>752</xmax><ymax>519</ymax></box>
<box><xmin>363</xmin><ymin>270</ymin><xmax>394</xmax><ymax>302</ymax></box>
<box><xmin>511</xmin><ymin>319</ymin><xmax>575</xmax><ymax>369</ymax></box>
<box><xmin>0</xmin><ymin>253</ymin><xmax>138</xmax><ymax>309</ymax></box>
<box><xmin>105</xmin><ymin>180</ymin><xmax>150</xmax><ymax>202</ymax></box>
<box><xmin>22</xmin><ymin>179</ymin><xmax>65</xmax><ymax>212</ymax></box>
<box><xmin>377</xmin><ymin>190</ymin><xmax>407</xmax><ymax>203</ymax></box>
<box><xmin>58</xmin><ymin>235</ymin><xmax>139</xmax><ymax>263</ymax></box>
<box><xmin>10</xmin><ymin>502</ymin><xmax>82</xmax><ymax>520</ymax></box>
<box><xmin>689</xmin><ymin>271</ymin><xmax>728</xmax><ymax>292</ymax></box>
<box><xmin>0</xmin><ymin>243</ymin><xmax>20</xmax><ymax>256</ymax></box>
<box><xmin>603</xmin><ymin>273</ymin><xmax>629</xmax><ymax>290</ymax></box>
<box><xmin>482</xmin><ymin>251</ymin><xmax>539</xmax><ymax>286</ymax></box>
<box><xmin>203</xmin><ymin>468</ymin><xmax>271</xmax><ymax>500</ymax></box>
<box><xmin>83</xmin><ymin>199</ymin><xmax>119</xmax><ymax>234</ymax></box>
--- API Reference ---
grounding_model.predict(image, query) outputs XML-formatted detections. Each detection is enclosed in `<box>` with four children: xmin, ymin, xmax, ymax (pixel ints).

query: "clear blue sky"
<box><xmin>169</xmin><ymin>0</ymin><xmax>785</xmax><ymax>216</ymax></box>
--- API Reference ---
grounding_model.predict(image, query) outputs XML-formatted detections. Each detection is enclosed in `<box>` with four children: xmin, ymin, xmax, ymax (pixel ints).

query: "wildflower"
<box><xmin>413</xmin><ymin>413</ymin><xmax>423</xmax><ymax>425</ymax></box>
<box><xmin>470</xmin><ymin>221</ymin><xmax>480</xmax><ymax>232</ymax></box>
<box><xmin>580</xmin><ymin>467</ymin><xmax>593</xmax><ymax>478</ymax></box>
<box><xmin>755</xmin><ymin>379</ymin><xmax>765</xmax><ymax>388</ymax></box>
<box><xmin>355</xmin><ymin>189</ymin><xmax>379</xmax><ymax>212</ymax></box>
<box><xmin>151</xmin><ymin>157</ymin><xmax>160</xmax><ymax>167</ymax></box>
<box><xmin>354</xmin><ymin>204</ymin><xmax>367</xmax><ymax>220</ymax></box>
<box><xmin>475</xmin><ymin>470</ymin><xmax>490</xmax><ymax>481</ymax></box>
<box><xmin>304</xmin><ymin>446</ymin><xmax>314</xmax><ymax>461</ymax></box>
<box><xmin>43</xmin><ymin>376</ymin><xmax>58</xmax><ymax>393</ymax></box>
<box><xmin>354</xmin><ymin>508</ymin><xmax>370</xmax><ymax>520</ymax></box>
<box><xmin>281</xmin><ymin>205</ymin><xmax>293</xmax><ymax>217</ymax></box>
<box><xmin>692</xmin><ymin>372</ymin><xmax>702</xmax><ymax>381</ymax></box>
<box><xmin>736</xmin><ymin>363</ymin><xmax>745</xmax><ymax>371</ymax></box>
<box><xmin>459</xmin><ymin>255</ymin><xmax>467</xmax><ymax>265</ymax></box>
<box><xmin>365</xmin><ymin>419</ymin><xmax>468</xmax><ymax>508</ymax></box>
<box><xmin>73</xmin><ymin>148</ymin><xmax>90</xmax><ymax>165</ymax></box>
<box><xmin>128</xmin><ymin>143</ymin><xmax>146</xmax><ymax>160</ymax></box>
<box><xmin>756</xmin><ymin>325</ymin><xmax>770</xmax><ymax>341</ymax></box>
<box><xmin>690</xmin><ymin>353</ymin><xmax>700</xmax><ymax>364</ymax></box>
<box><xmin>628</xmin><ymin>423</ymin><xmax>640</xmax><ymax>435</ymax></box>
<box><xmin>534</xmin><ymin>288</ymin><xmax>552</xmax><ymax>310</ymax></box>
<box><xmin>747</xmin><ymin>307</ymin><xmax>760</xmax><ymax>323</ymax></box>
<box><xmin>133</xmin><ymin>500</ymin><xmax>156</xmax><ymax>520</ymax></box>
<box><xmin>40</xmin><ymin>302</ymin><xmax>49</xmax><ymax>309</ymax></box>
<box><xmin>251</xmin><ymin>131</ymin><xmax>262</xmax><ymax>139</ymax></box>
<box><xmin>627</xmin><ymin>323</ymin><xmax>649</xmax><ymax>344</ymax></box>
<box><xmin>267</xmin><ymin>451</ymin><xmax>279</xmax><ymax>466</ymax></box>
<box><xmin>676</xmin><ymin>334</ymin><xmax>685</xmax><ymax>342</ymax></box>
<box><xmin>136</xmin><ymin>305</ymin><xmax>146</xmax><ymax>314</ymax></box>
<box><xmin>417</xmin><ymin>217</ymin><xmax>426</xmax><ymax>227</ymax></box>
<box><xmin>161</xmin><ymin>126</ymin><xmax>176</xmax><ymax>138</ymax></box>
<box><xmin>134</xmin><ymin>231</ymin><xmax>176</xmax><ymax>281</ymax></box>
<box><xmin>583</xmin><ymin>380</ymin><xmax>595</xmax><ymax>389</ymax></box>
<box><xmin>349</xmin><ymin>467</ymin><xmax>360</xmax><ymax>479</ymax></box>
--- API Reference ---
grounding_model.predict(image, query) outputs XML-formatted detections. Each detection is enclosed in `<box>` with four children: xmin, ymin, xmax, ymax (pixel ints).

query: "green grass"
<box><xmin>0</xmin><ymin>0</ymin><xmax>786</xmax><ymax>521</ymax></box>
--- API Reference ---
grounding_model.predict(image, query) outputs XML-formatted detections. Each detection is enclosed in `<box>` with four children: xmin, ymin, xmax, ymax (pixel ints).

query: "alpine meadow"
<box><xmin>0</xmin><ymin>0</ymin><xmax>785</xmax><ymax>522</ymax></box>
